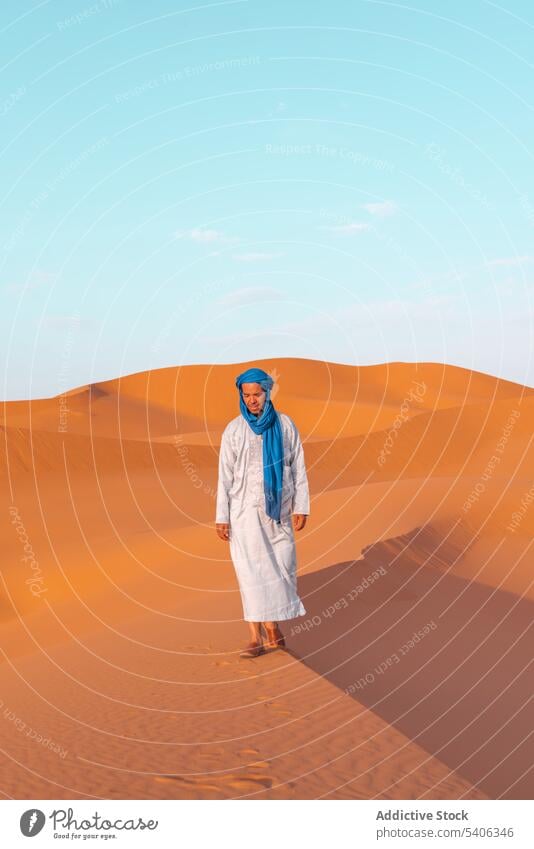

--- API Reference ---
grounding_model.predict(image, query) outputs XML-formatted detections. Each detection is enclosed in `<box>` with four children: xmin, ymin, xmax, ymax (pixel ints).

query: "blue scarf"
<box><xmin>235</xmin><ymin>367</ymin><xmax>284</xmax><ymax>523</ymax></box>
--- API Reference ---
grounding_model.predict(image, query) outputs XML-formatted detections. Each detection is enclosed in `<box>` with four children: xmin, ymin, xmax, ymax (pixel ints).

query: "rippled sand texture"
<box><xmin>1</xmin><ymin>359</ymin><xmax>532</xmax><ymax>799</ymax></box>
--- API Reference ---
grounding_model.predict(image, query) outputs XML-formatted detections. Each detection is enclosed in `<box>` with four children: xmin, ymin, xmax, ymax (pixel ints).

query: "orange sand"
<box><xmin>0</xmin><ymin>358</ymin><xmax>532</xmax><ymax>799</ymax></box>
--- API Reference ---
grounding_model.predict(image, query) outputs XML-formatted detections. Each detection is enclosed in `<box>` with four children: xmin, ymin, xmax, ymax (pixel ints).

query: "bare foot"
<box><xmin>262</xmin><ymin>624</ymin><xmax>286</xmax><ymax>650</ymax></box>
<box><xmin>240</xmin><ymin>641</ymin><xmax>265</xmax><ymax>659</ymax></box>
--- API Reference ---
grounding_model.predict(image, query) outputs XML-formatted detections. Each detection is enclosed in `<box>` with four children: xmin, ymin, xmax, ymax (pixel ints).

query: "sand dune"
<box><xmin>4</xmin><ymin>359</ymin><xmax>531</xmax><ymax>439</ymax></box>
<box><xmin>0</xmin><ymin>358</ymin><xmax>532</xmax><ymax>799</ymax></box>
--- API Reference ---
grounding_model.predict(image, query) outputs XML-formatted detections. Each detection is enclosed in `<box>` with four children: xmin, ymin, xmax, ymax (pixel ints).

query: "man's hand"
<box><xmin>292</xmin><ymin>514</ymin><xmax>307</xmax><ymax>531</ymax></box>
<box><xmin>216</xmin><ymin>522</ymin><xmax>230</xmax><ymax>541</ymax></box>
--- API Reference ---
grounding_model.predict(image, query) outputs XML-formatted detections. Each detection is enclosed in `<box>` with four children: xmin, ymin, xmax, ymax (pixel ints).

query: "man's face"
<box><xmin>241</xmin><ymin>382</ymin><xmax>266</xmax><ymax>415</ymax></box>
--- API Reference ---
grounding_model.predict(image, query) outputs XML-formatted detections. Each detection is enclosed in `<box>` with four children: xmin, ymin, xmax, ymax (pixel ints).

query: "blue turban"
<box><xmin>235</xmin><ymin>367</ymin><xmax>284</xmax><ymax>523</ymax></box>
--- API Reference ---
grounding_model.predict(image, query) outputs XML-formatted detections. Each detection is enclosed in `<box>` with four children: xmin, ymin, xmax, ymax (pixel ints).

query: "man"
<box><xmin>215</xmin><ymin>366</ymin><xmax>310</xmax><ymax>658</ymax></box>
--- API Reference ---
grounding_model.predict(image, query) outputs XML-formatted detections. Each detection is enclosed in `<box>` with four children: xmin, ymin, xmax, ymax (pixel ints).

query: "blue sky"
<box><xmin>1</xmin><ymin>0</ymin><xmax>533</xmax><ymax>399</ymax></box>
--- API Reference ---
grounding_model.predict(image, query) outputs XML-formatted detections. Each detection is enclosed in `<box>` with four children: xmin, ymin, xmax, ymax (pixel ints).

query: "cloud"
<box><xmin>408</xmin><ymin>268</ymin><xmax>469</xmax><ymax>294</ymax></box>
<box><xmin>39</xmin><ymin>315</ymin><xmax>100</xmax><ymax>332</ymax></box>
<box><xmin>175</xmin><ymin>227</ymin><xmax>239</xmax><ymax>244</ymax></box>
<box><xmin>485</xmin><ymin>256</ymin><xmax>534</xmax><ymax>267</ymax></box>
<box><xmin>267</xmin><ymin>101</ymin><xmax>288</xmax><ymax>117</ymax></box>
<box><xmin>319</xmin><ymin>222</ymin><xmax>369</xmax><ymax>234</ymax></box>
<box><xmin>232</xmin><ymin>251</ymin><xmax>283</xmax><ymax>262</ymax></box>
<box><xmin>363</xmin><ymin>200</ymin><xmax>397</xmax><ymax>217</ymax></box>
<box><xmin>201</xmin><ymin>294</ymin><xmax>463</xmax><ymax>347</ymax></box>
<box><xmin>216</xmin><ymin>287</ymin><xmax>286</xmax><ymax>307</ymax></box>
<box><xmin>490</xmin><ymin>276</ymin><xmax>534</xmax><ymax>304</ymax></box>
<box><xmin>5</xmin><ymin>269</ymin><xmax>58</xmax><ymax>293</ymax></box>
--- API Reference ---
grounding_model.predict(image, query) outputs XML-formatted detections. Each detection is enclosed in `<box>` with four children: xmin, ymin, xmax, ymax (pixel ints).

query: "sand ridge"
<box><xmin>0</xmin><ymin>358</ymin><xmax>532</xmax><ymax>798</ymax></box>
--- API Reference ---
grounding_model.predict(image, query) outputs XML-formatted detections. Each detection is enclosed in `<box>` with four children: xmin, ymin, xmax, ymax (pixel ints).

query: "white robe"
<box><xmin>215</xmin><ymin>412</ymin><xmax>309</xmax><ymax>622</ymax></box>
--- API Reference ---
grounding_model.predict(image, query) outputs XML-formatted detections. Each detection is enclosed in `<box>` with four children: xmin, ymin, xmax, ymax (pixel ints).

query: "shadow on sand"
<box><xmin>289</xmin><ymin>525</ymin><xmax>533</xmax><ymax>799</ymax></box>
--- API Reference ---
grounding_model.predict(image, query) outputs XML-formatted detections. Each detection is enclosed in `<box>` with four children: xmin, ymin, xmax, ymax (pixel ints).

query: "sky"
<box><xmin>1</xmin><ymin>0</ymin><xmax>534</xmax><ymax>399</ymax></box>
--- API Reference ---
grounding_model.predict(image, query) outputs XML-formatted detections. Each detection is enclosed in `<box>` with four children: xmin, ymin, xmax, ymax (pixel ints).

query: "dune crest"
<box><xmin>1</xmin><ymin>358</ymin><xmax>532</xmax><ymax>799</ymax></box>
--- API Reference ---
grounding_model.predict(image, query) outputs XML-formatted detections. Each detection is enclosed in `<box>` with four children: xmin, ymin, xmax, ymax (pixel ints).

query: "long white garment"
<box><xmin>215</xmin><ymin>412</ymin><xmax>310</xmax><ymax>622</ymax></box>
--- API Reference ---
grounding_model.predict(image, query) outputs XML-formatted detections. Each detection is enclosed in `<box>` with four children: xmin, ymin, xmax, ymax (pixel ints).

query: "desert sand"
<box><xmin>0</xmin><ymin>358</ymin><xmax>532</xmax><ymax>799</ymax></box>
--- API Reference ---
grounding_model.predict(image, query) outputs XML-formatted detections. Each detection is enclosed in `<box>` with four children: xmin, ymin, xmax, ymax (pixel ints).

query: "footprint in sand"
<box><xmin>264</xmin><ymin>701</ymin><xmax>293</xmax><ymax>716</ymax></box>
<box><xmin>155</xmin><ymin>773</ymin><xmax>272</xmax><ymax>793</ymax></box>
<box><xmin>155</xmin><ymin>775</ymin><xmax>221</xmax><ymax>793</ymax></box>
<box><xmin>227</xmin><ymin>775</ymin><xmax>272</xmax><ymax>791</ymax></box>
<box><xmin>254</xmin><ymin>695</ymin><xmax>292</xmax><ymax>715</ymax></box>
<box><xmin>198</xmin><ymin>746</ymin><xmax>226</xmax><ymax>757</ymax></box>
